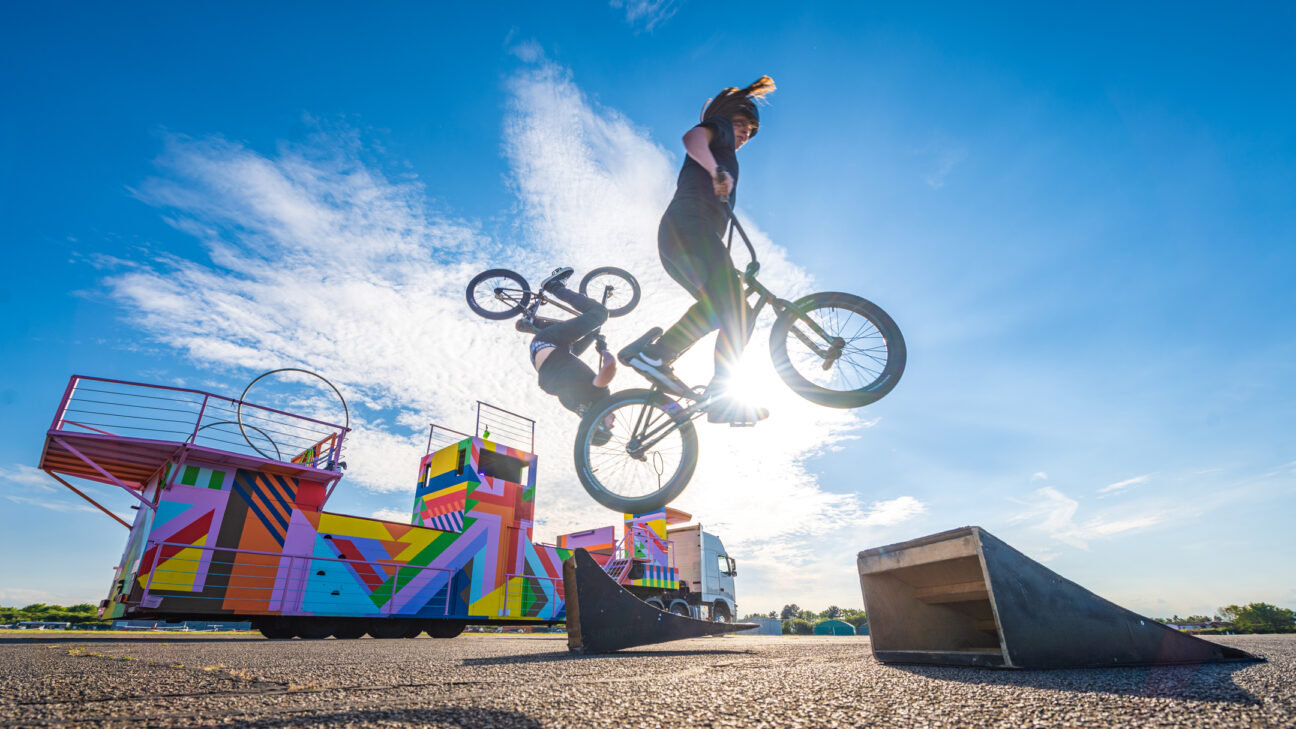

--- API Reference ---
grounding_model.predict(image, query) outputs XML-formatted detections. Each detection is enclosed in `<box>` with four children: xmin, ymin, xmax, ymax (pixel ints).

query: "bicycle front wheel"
<box><xmin>466</xmin><ymin>269</ymin><xmax>532</xmax><ymax>320</ymax></box>
<box><xmin>574</xmin><ymin>389</ymin><xmax>698</xmax><ymax>514</ymax></box>
<box><xmin>769</xmin><ymin>292</ymin><xmax>906</xmax><ymax>409</ymax></box>
<box><xmin>578</xmin><ymin>267</ymin><xmax>641</xmax><ymax>318</ymax></box>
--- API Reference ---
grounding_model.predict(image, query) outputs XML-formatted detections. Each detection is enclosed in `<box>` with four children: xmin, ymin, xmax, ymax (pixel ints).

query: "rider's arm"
<box><xmin>592</xmin><ymin>350</ymin><xmax>616</xmax><ymax>388</ymax></box>
<box><xmin>683</xmin><ymin>126</ymin><xmax>733</xmax><ymax>199</ymax></box>
<box><xmin>683</xmin><ymin>126</ymin><xmax>718</xmax><ymax>175</ymax></box>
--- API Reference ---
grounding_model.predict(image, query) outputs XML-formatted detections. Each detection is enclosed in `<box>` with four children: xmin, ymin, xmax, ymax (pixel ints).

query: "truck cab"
<box><xmin>669</xmin><ymin>524</ymin><xmax>738</xmax><ymax>622</ymax></box>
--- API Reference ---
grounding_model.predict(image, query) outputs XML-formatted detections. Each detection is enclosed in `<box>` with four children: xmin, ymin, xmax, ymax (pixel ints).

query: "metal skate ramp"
<box><xmin>857</xmin><ymin>526</ymin><xmax>1260</xmax><ymax>669</ymax></box>
<box><xmin>563</xmin><ymin>548</ymin><xmax>755</xmax><ymax>653</ymax></box>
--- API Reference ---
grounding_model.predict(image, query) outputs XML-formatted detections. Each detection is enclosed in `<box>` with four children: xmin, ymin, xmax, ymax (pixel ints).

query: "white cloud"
<box><xmin>1</xmin><ymin>465</ymin><xmax>136</xmax><ymax>524</ymax></box>
<box><xmin>1098</xmin><ymin>473</ymin><xmax>1152</xmax><ymax>494</ymax></box>
<box><xmin>370</xmin><ymin>508</ymin><xmax>410</xmax><ymax>523</ymax></box>
<box><xmin>100</xmin><ymin>57</ymin><xmax>904</xmax><ymax>610</ymax></box>
<box><xmin>609</xmin><ymin>0</ymin><xmax>680</xmax><ymax>30</ymax></box>
<box><xmin>0</xmin><ymin>464</ymin><xmax>57</xmax><ymax>490</ymax></box>
<box><xmin>1011</xmin><ymin>486</ymin><xmax>1162</xmax><ymax>549</ymax></box>
<box><xmin>1031</xmin><ymin>471</ymin><xmax>1048</xmax><ymax>481</ymax></box>
<box><xmin>919</xmin><ymin>142</ymin><xmax>967</xmax><ymax>190</ymax></box>
<box><xmin>0</xmin><ymin>587</ymin><xmax>89</xmax><ymax>606</ymax></box>
<box><xmin>859</xmin><ymin>496</ymin><xmax>926</xmax><ymax>527</ymax></box>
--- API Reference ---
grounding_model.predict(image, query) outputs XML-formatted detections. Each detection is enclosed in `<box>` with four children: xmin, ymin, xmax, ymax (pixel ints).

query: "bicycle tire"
<box><xmin>769</xmin><ymin>292</ymin><xmax>906</xmax><ymax>409</ymax></box>
<box><xmin>573</xmin><ymin>388</ymin><xmax>698</xmax><ymax>514</ymax></box>
<box><xmin>578</xmin><ymin>266</ymin><xmax>641</xmax><ymax>318</ymax></box>
<box><xmin>466</xmin><ymin>268</ymin><xmax>532</xmax><ymax>320</ymax></box>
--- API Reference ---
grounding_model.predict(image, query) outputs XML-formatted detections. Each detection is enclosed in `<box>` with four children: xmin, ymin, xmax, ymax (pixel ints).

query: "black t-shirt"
<box><xmin>667</xmin><ymin>116</ymin><xmax>738</xmax><ymax>236</ymax></box>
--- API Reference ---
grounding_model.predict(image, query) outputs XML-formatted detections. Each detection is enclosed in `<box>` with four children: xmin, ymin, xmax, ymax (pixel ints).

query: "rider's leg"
<box><xmin>631</xmin><ymin>214</ymin><xmax>725</xmax><ymax>365</ymax></box>
<box><xmin>533</xmin><ymin>285</ymin><xmax>608</xmax><ymax>350</ymax></box>
<box><xmin>656</xmin><ymin>222</ymin><xmax>750</xmax><ymax>377</ymax></box>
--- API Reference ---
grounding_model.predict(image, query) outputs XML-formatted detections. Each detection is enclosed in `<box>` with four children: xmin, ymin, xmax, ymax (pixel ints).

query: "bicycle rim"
<box><xmin>466</xmin><ymin>269</ymin><xmax>530</xmax><ymax>319</ymax></box>
<box><xmin>576</xmin><ymin>391</ymin><xmax>696</xmax><ymax>512</ymax></box>
<box><xmin>771</xmin><ymin>292</ymin><xmax>905</xmax><ymax>407</ymax></box>
<box><xmin>579</xmin><ymin>267</ymin><xmax>641</xmax><ymax>317</ymax></box>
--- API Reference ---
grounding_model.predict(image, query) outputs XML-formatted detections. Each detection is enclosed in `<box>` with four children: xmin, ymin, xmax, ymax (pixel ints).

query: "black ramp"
<box><xmin>563</xmin><ymin>548</ymin><xmax>755</xmax><ymax>653</ymax></box>
<box><xmin>858</xmin><ymin>526</ymin><xmax>1260</xmax><ymax>669</ymax></box>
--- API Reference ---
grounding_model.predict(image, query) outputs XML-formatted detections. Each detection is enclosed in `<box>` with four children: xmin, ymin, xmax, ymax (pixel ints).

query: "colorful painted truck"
<box><xmin>36</xmin><ymin>375</ymin><xmax>735</xmax><ymax>639</ymax></box>
<box><xmin>558</xmin><ymin>512</ymin><xmax>739</xmax><ymax>622</ymax></box>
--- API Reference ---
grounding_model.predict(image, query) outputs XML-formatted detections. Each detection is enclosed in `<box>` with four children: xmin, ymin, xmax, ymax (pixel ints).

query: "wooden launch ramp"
<box><xmin>857</xmin><ymin>526</ymin><xmax>1260</xmax><ymax>669</ymax></box>
<box><xmin>563</xmin><ymin>548</ymin><xmax>755</xmax><ymax>653</ymax></box>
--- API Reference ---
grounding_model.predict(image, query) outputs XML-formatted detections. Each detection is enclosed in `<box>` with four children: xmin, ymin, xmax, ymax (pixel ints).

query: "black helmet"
<box><xmin>701</xmin><ymin>76</ymin><xmax>775</xmax><ymax>138</ymax></box>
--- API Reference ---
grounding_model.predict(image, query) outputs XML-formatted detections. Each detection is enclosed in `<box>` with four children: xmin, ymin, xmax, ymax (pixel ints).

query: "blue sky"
<box><xmin>2</xmin><ymin>1</ymin><xmax>1293</xmax><ymax>618</ymax></box>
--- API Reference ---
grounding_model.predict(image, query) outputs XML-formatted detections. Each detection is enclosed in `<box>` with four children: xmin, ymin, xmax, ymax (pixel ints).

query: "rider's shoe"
<box><xmin>515</xmin><ymin>316</ymin><xmax>558</xmax><ymax>334</ymax></box>
<box><xmin>618</xmin><ymin>328</ymin><xmax>671</xmax><ymax>370</ymax></box>
<box><xmin>590</xmin><ymin>421</ymin><xmax>613</xmax><ymax>447</ymax></box>
<box><xmin>540</xmin><ymin>267</ymin><xmax>574</xmax><ymax>292</ymax></box>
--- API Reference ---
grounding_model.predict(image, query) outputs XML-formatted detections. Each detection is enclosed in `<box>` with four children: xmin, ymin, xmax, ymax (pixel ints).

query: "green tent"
<box><xmin>813</xmin><ymin>619</ymin><xmax>856</xmax><ymax>636</ymax></box>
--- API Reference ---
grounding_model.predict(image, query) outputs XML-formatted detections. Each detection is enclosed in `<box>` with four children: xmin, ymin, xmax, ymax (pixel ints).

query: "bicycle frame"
<box><xmin>493</xmin><ymin>281</ymin><xmax>618</xmax><ymax>321</ymax></box>
<box><xmin>622</xmin><ymin>208</ymin><xmax>847</xmax><ymax>457</ymax></box>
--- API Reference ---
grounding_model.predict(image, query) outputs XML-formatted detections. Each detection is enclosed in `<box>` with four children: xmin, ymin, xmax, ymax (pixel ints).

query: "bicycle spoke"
<box><xmin>782</xmin><ymin>303</ymin><xmax>893</xmax><ymax>394</ymax></box>
<box><xmin>583</xmin><ymin>395</ymin><xmax>688</xmax><ymax>501</ymax></box>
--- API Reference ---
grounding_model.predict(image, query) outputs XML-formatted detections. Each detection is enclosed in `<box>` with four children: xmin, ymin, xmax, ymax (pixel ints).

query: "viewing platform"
<box><xmin>39</xmin><ymin>375</ymin><xmax>350</xmax><ymax>523</ymax></box>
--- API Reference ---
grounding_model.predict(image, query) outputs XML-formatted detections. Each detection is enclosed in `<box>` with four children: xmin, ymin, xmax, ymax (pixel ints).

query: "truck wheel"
<box><xmin>669</xmin><ymin>600</ymin><xmax>691</xmax><ymax>617</ymax></box>
<box><xmin>256</xmin><ymin>618</ymin><xmax>294</xmax><ymax>640</ymax></box>
<box><xmin>712</xmin><ymin>603</ymin><xmax>731</xmax><ymax>623</ymax></box>
<box><xmin>332</xmin><ymin>621</ymin><xmax>366</xmax><ymax>639</ymax></box>
<box><xmin>427</xmin><ymin>620</ymin><xmax>467</xmax><ymax>639</ymax></box>
<box><xmin>293</xmin><ymin>618</ymin><xmax>336</xmax><ymax>639</ymax></box>
<box><xmin>366</xmin><ymin>620</ymin><xmax>408</xmax><ymax>639</ymax></box>
<box><xmin>644</xmin><ymin>597</ymin><xmax>666</xmax><ymax>611</ymax></box>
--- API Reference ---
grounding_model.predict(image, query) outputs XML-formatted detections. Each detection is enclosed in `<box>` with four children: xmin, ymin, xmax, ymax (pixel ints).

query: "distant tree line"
<box><xmin>1151</xmin><ymin>603</ymin><xmax>1294</xmax><ymax>634</ymax></box>
<box><xmin>740</xmin><ymin>604</ymin><xmax>867</xmax><ymax>635</ymax></box>
<box><xmin>0</xmin><ymin>604</ymin><xmax>110</xmax><ymax>627</ymax></box>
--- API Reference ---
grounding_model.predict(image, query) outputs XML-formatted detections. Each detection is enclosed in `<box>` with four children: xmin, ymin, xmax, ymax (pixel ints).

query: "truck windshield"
<box><xmin>717</xmin><ymin>555</ymin><xmax>736</xmax><ymax>576</ymax></box>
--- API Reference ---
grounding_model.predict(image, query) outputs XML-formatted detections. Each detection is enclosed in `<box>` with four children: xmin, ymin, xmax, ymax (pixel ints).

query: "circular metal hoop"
<box><xmin>196</xmin><ymin>421</ymin><xmax>283</xmax><ymax>461</ymax></box>
<box><xmin>236</xmin><ymin>368</ymin><xmax>350</xmax><ymax>462</ymax></box>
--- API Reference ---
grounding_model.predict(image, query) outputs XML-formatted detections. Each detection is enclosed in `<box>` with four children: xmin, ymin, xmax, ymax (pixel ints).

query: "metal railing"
<box><xmin>499</xmin><ymin>574</ymin><xmax>564</xmax><ymax>619</ymax></box>
<box><xmin>475</xmin><ymin>401</ymin><xmax>535</xmax><ymax>453</ymax></box>
<box><xmin>426</xmin><ymin>424</ymin><xmax>471</xmax><ymax>456</ymax></box>
<box><xmin>137</xmin><ymin>541</ymin><xmax>452</xmax><ymax>617</ymax></box>
<box><xmin>50</xmin><ymin>375</ymin><xmax>349</xmax><ymax>471</ymax></box>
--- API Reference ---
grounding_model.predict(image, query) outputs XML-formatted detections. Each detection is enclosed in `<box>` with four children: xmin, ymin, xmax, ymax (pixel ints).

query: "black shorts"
<box><xmin>537</xmin><ymin>350</ymin><xmax>610</xmax><ymax>415</ymax></box>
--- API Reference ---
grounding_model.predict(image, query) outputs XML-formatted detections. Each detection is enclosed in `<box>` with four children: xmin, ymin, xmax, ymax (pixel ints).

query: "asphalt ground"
<box><xmin>1</xmin><ymin>633</ymin><xmax>1292</xmax><ymax>728</ymax></box>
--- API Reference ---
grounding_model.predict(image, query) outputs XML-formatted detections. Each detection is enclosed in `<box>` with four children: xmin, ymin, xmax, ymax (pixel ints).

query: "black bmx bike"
<box><xmin>572</xmin><ymin>209</ymin><xmax>906</xmax><ymax>514</ymax></box>
<box><xmin>466</xmin><ymin>266</ymin><xmax>641</xmax><ymax>323</ymax></box>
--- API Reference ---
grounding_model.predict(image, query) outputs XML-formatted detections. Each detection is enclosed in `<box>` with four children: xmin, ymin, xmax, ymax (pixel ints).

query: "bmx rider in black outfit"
<box><xmin>620</xmin><ymin>76</ymin><xmax>776</xmax><ymax>424</ymax></box>
<box><xmin>521</xmin><ymin>267</ymin><xmax>616</xmax><ymax>443</ymax></box>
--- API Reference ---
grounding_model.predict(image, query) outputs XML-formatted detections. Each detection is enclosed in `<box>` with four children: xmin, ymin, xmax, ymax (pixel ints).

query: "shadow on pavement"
<box><xmin>460</xmin><ymin>647</ymin><xmax>754</xmax><ymax>666</ymax></box>
<box><xmin>0</xmin><ymin>635</ymin><xmax>264</xmax><ymax>645</ymax></box>
<box><xmin>191</xmin><ymin>707</ymin><xmax>541</xmax><ymax>728</ymax></box>
<box><xmin>890</xmin><ymin>661</ymin><xmax>1262</xmax><ymax>705</ymax></box>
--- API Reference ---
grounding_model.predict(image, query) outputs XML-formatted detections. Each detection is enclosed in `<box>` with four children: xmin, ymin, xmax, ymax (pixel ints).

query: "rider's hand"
<box><xmin>712</xmin><ymin>166</ymin><xmax>733</xmax><ymax>201</ymax></box>
<box><xmin>594</xmin><ymin>334</ymin><xmax>608</xmax><ymax>354</ymax></box>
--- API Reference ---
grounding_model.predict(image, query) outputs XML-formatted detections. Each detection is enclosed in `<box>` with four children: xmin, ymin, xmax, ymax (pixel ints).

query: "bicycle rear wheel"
<box><xmin>574</xmin><ymin>389</ymin><xmax>698</xmax><ymax>514</ymax></box>
<box><xmin>466</xmin><ymin>269</ymin><xmax>532</xmax><ymax>320</ymax></box>
<box><xmin>578</xmin><ymin>267</ymin><xmax>641</xmax><ymax>318</ymax></box>
<box><xmin>769</xmin><ymin>292</ymin><xmax>906</xmax><ymax>409</ymax></box>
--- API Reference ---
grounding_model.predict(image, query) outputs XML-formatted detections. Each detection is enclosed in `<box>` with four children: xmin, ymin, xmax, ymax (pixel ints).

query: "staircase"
<box><xmin>602</xmin><ymin>557</ymin><xmax>633</xmax><ymax>584</ymax></box>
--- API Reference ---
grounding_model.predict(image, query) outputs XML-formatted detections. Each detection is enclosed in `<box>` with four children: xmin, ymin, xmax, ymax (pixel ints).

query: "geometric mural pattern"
<box><xmin>103</xmin><ymin>433</ymin><xmax>685</xmax><ymax>626</ymax></box>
